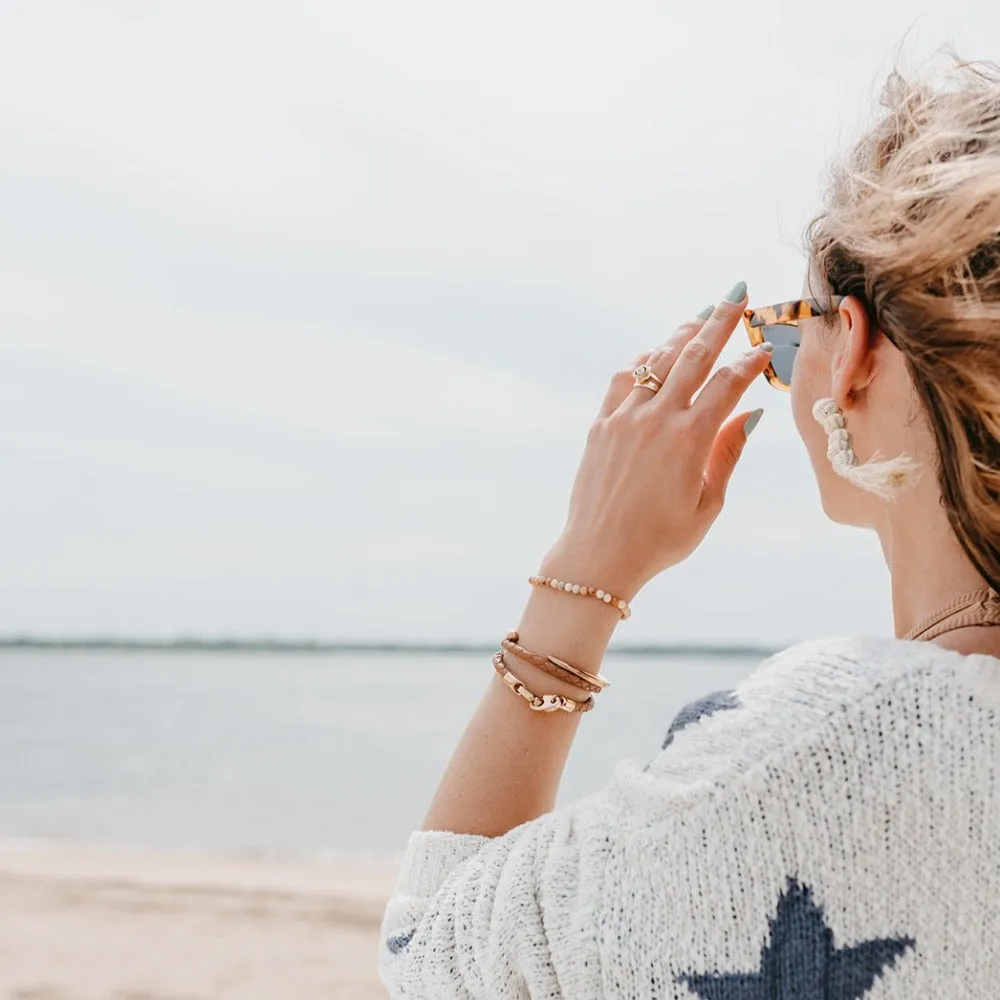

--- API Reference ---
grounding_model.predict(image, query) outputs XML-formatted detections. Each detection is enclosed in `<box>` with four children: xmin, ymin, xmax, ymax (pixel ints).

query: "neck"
<box><xmin>877</xmin><ymin>492</ymin><xmax>987</xmax><ymax>639</ymax></box>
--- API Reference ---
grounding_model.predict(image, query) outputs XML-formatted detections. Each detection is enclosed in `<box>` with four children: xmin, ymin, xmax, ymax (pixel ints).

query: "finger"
<box><xmin>658</xmin><ymin>281</ymin><xmax>749</xmax><ymax>408</ymax></box>
<box><xmin>701</xmin><ymin>408</ymin><xmax>764</xmax><ymax>511</ymax></box>
<box><xmin>693</xmin><ymin>341</ymin><xmax>774</xmax><ymax>431</ymax></box>
<box><xmin>596</xmin><ymin>350</ymin><xmax>654</xmax><ymax>418</ymax></box>
<box><xmin>619</xmin><ymin>306</ymin><xmax>715</xmax><ymax>412</ymax></box>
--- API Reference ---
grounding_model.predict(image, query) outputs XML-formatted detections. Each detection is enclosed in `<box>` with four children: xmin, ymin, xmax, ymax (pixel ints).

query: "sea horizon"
<box><xmin>0</xmin><ymin>635</ymin><xmax>779</xmax><ymax>657</ymax></box>
<box><xmin>0</xmin><ymin>645</ymin><xmax>764</xmax><ymax>859</ymax></box>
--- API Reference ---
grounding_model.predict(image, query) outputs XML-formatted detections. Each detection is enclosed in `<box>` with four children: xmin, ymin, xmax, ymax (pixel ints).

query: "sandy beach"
<box><xmin>0</xmin><ymin>839</ymin><xmax>395</xmax><ymax>1000</ymax></box>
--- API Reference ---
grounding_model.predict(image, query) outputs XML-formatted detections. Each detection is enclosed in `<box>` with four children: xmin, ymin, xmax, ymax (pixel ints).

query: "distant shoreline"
<box><xmin>0</xmin><ymin>637</ymin><xmax>778</xmax><ymax>658</ymax></box>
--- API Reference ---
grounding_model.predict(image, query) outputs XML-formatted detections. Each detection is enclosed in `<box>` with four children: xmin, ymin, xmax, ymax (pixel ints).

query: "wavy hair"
<box><xmin>807</xmin><ymin>53</ymin><xmax>1000</xmax><ymax>592</ymax></box>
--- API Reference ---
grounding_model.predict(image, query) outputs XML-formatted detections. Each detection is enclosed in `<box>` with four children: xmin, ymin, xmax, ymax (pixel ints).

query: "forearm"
<box><xmin>421</xmin><ymin>542</ymin><xmax>630</xmax><ymax>837</ymax></box>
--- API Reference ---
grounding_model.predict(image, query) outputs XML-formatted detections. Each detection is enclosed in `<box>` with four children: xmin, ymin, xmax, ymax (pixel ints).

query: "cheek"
<box><xmin>790</xmin><ymin>335</ymin><xmax>829</xmax><ymax>459</ymax></box>
<box><xmin>789</xmin><ymin>330</ymin><xmax>865</xmax><ymax>525</ymax></box>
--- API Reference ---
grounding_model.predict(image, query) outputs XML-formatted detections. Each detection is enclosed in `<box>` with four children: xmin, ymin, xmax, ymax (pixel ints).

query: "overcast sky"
<box><xmin>0</xmin><ymin>3</ymin><xmax>995</xmax><ymax>644</ymax></box>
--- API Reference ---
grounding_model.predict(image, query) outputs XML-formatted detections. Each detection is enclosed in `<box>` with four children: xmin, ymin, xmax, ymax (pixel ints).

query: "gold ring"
<box><xmin>632</xmin><ymin>363</ymin><xmax>663</xmax><ymax>392</ymax></box>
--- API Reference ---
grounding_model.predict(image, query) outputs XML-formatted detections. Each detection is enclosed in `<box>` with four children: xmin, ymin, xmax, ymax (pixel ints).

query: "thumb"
<box><xmin>701</xmin><ymin>409</ymin><xmax>763</xmax><ymax>509</ymax></box>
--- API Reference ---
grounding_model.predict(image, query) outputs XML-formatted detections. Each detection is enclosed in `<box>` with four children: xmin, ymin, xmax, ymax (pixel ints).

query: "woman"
<box><xmin>379</xmin><ymin>56</ymin><xmax>1000</xmax><ymax>999</ymax></box>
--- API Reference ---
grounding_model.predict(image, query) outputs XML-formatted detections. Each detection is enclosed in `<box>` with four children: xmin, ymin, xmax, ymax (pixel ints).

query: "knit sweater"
<box><xmin>378</xmin><ymin>636</ymin><xmax>1000</xmax><ymax>999</ymax></box>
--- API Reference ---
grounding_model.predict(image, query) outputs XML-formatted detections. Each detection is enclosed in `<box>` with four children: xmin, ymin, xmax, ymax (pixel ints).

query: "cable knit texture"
<box><xmin>378</xmin><ymin>637</ymin><xmax>1000</xmax><ymax>998</ymax></box>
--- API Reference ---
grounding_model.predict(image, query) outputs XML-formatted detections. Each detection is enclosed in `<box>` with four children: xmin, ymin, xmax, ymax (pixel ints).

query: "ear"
<box><xmin>830</xmin><ymin>295</ymin><xmax>875</xmax><ymax>409</ymax></box>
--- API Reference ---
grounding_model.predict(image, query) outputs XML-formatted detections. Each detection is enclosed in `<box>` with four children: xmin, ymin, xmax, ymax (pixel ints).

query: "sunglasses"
<box><xmin>742</xmin><ymin>296</ymin><xmax>845</xmax><ymax>391</ymax></box>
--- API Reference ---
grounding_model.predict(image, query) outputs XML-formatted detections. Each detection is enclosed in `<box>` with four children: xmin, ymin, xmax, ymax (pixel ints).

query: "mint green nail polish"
<box><xmin>696</xmin><ymin>305</ymin><xmax>714</xmax><ymax>320</ymax></box>
<box><xmin>724</xmin><ymin>280</ymin><xmax>747</xmax><ymax>303</ymax></box>
<box><xmin>759</xmin><ymin>341</ymin><xmax>774</xmax><ymax>353</ymax></box>
<box><xmin>744</xmin><ymin>408</ymin><xmax>764</xmax><ymax>439</ymax></box>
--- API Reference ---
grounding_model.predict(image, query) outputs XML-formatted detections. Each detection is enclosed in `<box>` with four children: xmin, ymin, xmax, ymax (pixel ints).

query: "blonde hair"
<box><xmin>807</xmin><ymin>52</ymin><xmax>1000</xmax><ymax>592</ymax></box>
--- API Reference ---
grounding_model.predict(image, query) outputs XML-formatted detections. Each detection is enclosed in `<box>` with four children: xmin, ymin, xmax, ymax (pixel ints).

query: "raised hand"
<box><xmin>549</xmin><ymin>281</ymin><xmax>771</xmax><ymax>600</ymax></box>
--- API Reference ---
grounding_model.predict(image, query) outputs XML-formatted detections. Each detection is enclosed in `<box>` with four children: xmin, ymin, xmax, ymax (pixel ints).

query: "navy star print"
<box><xmin>662</xmin><ymin>689</ymin><xmax>741</xmax><ymax>749</ymax></box>
<box><xmin>385</xmin><ymin>928</ymin><xmax>416</xmax><ymax>954</ymax></box>
<box><xmin>676</xmin><ymin>877</ymin><xmax>915</xmax><ymax>999</ymax></box>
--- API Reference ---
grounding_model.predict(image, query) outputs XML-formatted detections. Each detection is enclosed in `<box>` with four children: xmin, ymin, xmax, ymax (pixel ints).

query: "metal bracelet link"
<box><xmin>492</xmin><ymin>651</ymin><xmax>594</xmax><ymax>714</ymax></box>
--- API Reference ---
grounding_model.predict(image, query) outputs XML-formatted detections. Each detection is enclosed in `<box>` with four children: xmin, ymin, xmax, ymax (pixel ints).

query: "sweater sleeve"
<box><xmin>378</xmin><ymin>793</ymin><xmax>612</xmax><ymax>999</ymax></box>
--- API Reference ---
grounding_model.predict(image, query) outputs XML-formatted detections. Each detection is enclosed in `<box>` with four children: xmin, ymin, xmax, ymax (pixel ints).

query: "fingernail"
<box><xmin>758</xmin><ymin>341</ymin><xmax>774</xmax><ymax>353</ymax></box>
<box><xmin>744</xmin><ymin>408</ymin><xmax>764</xmax><ymax>439</ymax></box>
<box><xmin>724</xmin><ymin>280</ymin><xmax>747</xmax><ymax>303</ymax></box>
<box><xmin>696</xmin><ymin>305</ymin><xmax>714</xmax><ymax>320</ymax></box>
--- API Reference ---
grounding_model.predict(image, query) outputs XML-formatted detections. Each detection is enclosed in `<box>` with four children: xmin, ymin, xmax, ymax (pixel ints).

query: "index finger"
<box><xmin>656</xmin><ymin>281</ymin><xmax>748</xmax><ymax>408</ymax></box>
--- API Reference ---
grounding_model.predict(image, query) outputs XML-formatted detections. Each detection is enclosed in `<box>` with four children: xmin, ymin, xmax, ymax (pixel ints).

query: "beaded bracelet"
<box><xmin>501</xmin><ymin>630</ymin><xmax>608</xmax><ymax>693</ymax></box>
<box><xmin>529</xmin><ymin>575</ymin><xmax>631</xmax><ymax>621</ymax></box>
<box><xmin>492</xmin><ymin>650</ymin><xmax>595</xmax><ymax>714</ymax></box>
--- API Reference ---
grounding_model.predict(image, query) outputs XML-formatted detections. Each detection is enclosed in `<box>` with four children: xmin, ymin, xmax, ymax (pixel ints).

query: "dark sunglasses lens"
<box><xmin>760</xmin><ymin>324</ymin><xmax>801</xmax><ymax>386</ymax></box>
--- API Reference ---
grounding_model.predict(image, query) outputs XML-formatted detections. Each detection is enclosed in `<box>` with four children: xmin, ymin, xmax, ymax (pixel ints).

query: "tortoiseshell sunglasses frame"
<box><xmin>742</xmin><ymin>296</ymin><xmax>845</xmax><ymax>391</ymax></box>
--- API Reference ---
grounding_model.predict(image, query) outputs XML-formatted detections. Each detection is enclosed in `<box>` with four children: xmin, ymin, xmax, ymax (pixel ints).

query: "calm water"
<box><xmin>0</xmin><ymin>650</ymin><xmax>761</xmax><ymax>862</ymax></box>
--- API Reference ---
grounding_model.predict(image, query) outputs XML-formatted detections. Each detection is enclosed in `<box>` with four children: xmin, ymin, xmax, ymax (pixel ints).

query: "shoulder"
<box><xmin>607</xmin><ymin>636</ymin><xmax>1000</xmax><ymax>824</ymax></box>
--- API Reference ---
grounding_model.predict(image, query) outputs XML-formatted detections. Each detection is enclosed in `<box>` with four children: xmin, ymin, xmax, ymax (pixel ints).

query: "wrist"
<box><xmin>513</xmin><ymin>573</ymin><xmax>620</xmax><ymax>683</ymax></box>
<box><xmin>540</xmin><ymin>536</ymin><xmax>646</xmax><ymax>603</ymax></box>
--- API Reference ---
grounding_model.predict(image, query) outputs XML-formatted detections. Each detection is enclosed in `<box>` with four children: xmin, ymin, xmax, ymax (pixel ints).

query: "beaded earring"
<box><xmin>811</xmin><ymin>397</ymin><xmax>920</xmax><ymax>499</ymax></box>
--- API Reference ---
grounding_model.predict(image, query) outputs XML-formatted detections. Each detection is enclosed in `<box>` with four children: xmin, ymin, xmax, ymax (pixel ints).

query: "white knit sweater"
<box><xmin>379</xmin><ymin>637</ymin><xmax>1000</xmax><ymax>999</ymax></box>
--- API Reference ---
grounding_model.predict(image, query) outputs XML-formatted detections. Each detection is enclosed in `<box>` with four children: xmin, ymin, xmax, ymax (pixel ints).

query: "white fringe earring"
<box><xmin>811</xmin><ymin>398</ymin><xmax>920</xmax><ymax>500</ymax></box>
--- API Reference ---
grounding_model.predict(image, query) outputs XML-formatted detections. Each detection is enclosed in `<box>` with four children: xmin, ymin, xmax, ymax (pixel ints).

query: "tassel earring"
<box><xmin>812</xmin><ymin>398</ymin><xmax>920</xmax><ymax>500</ymax></box>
